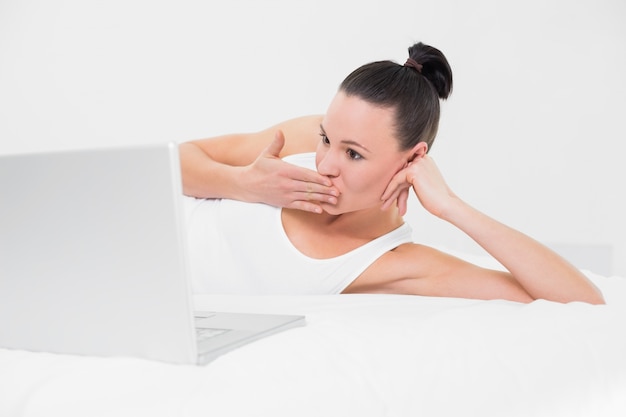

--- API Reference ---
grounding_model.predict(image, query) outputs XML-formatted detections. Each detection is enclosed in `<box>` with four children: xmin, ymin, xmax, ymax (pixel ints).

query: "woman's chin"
<box><xmin>318</xmin><ymin>199</ymin><xmax>381</xmax><ymax>216</ymax></box>
<box><xmin>319</xmin><ymin>202</ymin><xmax>343</xmax><ymax>215</ymax></box>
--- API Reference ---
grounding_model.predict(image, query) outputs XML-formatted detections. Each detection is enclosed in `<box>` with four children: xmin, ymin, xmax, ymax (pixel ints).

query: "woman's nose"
<box><xmin>317</xmin><ymin>151</ymin><xmax>340</xmax><ymax>178</ymax></box>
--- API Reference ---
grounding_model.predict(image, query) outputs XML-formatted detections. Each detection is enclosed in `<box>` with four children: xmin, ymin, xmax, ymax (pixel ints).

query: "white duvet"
<box><xmin>2</xmin><ymin>271</ymin><xmax>625</xmax><ymax>417</ymax></box>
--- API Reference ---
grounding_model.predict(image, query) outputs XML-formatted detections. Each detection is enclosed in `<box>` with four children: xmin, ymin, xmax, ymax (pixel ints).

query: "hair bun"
<box><xmin>407</xmin><ymin>42</ymin><xmax>453</xmax><ymax>99</ymax></box>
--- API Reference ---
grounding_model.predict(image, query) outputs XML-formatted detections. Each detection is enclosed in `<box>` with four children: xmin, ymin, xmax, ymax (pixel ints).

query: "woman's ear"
<box><xmin>407</xmin><ymin>142</ymin><xmax>428</xmax><ymax>163</ymax></box>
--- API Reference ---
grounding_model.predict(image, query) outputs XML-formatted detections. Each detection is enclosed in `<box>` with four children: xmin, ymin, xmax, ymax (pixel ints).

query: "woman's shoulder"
<box><xmin>378</xmin><ymin>242</ymin><xmax>449</xmax><ymax>274</ymax></box>
<box><xmin>344</xmin><ymin>242</ymin><xmax>446</xmax><ymax>293</ymax></box>
<box><xmin>183</xmin><ymin>114</ymin><xmax>323</xmax><ymax>168</ymax></box>
<box><xmin>262</xmin><ymin>114</ymin><xmax>324</xmax><ymax>156</ymax></box>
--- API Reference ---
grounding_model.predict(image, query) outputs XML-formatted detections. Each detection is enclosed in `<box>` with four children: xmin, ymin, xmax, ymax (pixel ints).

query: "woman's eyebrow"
<box><xmin>342</xmin><ymin>139</ymin><xmax>371</xmax><ymax>153</ymax></box>
<box><xmin>319</xmin><ymin>124</ymin><xmax>371</xmax><ymax>153</ymax></box>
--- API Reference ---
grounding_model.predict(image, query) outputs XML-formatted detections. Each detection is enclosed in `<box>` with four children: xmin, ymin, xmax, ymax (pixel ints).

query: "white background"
<box><xmin>1</xmin><ymin>0</ymin><xmax>624</xmax><ymax>275</ymax></box>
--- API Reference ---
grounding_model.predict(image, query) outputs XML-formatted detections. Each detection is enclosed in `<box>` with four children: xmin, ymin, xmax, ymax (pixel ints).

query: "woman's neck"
<box><xmin>284</xmin><ymin>204</ymin><xmax>404</xmax><ymax>240</ymax></box>
<box><xmin>280</xmin><ymin>205</ymin><xmax>405</xmax><ymax>259</ymax></box>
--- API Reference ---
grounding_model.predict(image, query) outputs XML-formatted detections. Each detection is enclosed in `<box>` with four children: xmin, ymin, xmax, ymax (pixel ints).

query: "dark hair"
<box><xmin>339</xmin><ymin>42</ymin><xmax>453</xmax><ymax>152</ymax></box>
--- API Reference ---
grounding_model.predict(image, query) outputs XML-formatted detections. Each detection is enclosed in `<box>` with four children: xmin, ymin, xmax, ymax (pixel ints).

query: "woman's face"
<box><xmin>316</xmin><ymin>91</ymin><xmax>411</xmax><ymax>215</ymax></box>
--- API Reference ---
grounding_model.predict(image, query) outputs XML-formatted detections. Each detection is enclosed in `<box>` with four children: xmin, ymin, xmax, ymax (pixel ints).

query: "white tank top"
<box><xmin>184</xmin><ymin>153</ymin><xmax>413</xmax><ymax>295</ymax></box>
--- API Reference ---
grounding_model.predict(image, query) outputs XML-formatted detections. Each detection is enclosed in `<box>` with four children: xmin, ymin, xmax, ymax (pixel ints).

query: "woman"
<box><xmin>179</xmin><ymin>42</ymin><xmax>604</xmax><ymax>304</ymax></box>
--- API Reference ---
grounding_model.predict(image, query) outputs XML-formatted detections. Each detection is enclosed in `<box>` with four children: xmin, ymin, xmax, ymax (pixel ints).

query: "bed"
<box><xmin>2</xmin><ymin>255</ymin><xmax>625</xmax><ymax>417</ymax></box>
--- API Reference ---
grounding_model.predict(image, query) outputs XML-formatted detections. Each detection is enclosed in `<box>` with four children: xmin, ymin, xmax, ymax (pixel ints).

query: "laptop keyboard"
<box><xmin>196</xmin><ymin>327</ymin><xmax>229</xmax><ymax>341</ymax></box>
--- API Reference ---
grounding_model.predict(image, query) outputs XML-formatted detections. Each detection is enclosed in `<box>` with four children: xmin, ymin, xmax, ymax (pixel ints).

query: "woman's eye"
<box><xmin>347</xmin><ymin>149</ymin><xmax>363</xmax><ymax>160</ymax></box>
<box><xmin>320</xmin><ymin>134</ymin><xmax>330</xmax><ymax>145</ymax></box>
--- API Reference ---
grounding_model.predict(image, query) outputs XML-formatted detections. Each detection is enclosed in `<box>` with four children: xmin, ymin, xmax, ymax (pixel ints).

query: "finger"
<box><xmin>380</xmin><ymin>171</ymin><xmax>407</xmax><ymax>205</ymax></box>
<box><xmin>293</xmin><ymin>178</ymin><xmax>338</xmax><ymax>197</ymax></box>
<box><xmin>380</xmin><ymin>189</ymin><xmax>402</xmax><ymax>211</ymax></box>
<box><xmin>263</xmin><ymin>130</ymin><xmax>286</xmax><ymax>158</ymax></box>
<box><xmin>296</xmin><ymin>172</ymin><xmax>335</xmax><ymax>189</ymax></box>
<box><xmin>275</xmin><ymin>151</ymin><xmax>335</xmax><ymax>189</ymax></box>
<box><xmin>396</xmin><ymin>188</ymin><xmax>409</xmax><ymax>217</ymax></box>
<box><xmin>294</xmin><ymin>190</ymin><xmax>338</xmax><ymax>205</ymax></box>
<box><xmin>380</xmin><ymin>172</ymin><xmax>407</xmax><ymax>201</ymax></box>
<box><xmin>288</xmin><ymin>200</ymin><xmax>324</xmax><ymax>214</ymax></box>
<box><xmin>283</xmin><ymin>164</ymin><xmax>336</xmax><ymax>190</ymax></box>
<box><xmin>380</xmin><ymin>181</ymin><xmax>411</xmax><ymax>211</ymax></box>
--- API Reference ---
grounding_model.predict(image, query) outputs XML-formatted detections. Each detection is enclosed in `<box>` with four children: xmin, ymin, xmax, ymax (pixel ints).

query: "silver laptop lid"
<box><xmin>0</xmin><ymin>143</ymin><xmax>197</xmax><ymax>364</ymax></box>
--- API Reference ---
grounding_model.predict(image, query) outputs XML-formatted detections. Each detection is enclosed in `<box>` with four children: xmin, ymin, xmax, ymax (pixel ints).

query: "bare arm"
<box><xmin>440</xmin><ymin>199</ymin><xmax>604</xmax><ymax>304</ymax></box>
<box><xmin>179</xmin><ymin>135</ymin><xmax>254</xmax><ymax>200</ymax></box>
<box><xmin>179</xmin><ymin>115</ymin><xmax>339</xmax><ymax>213</ymax></box>
<box><xmin>379</xmin><ymin>155</ymin><xmax>605</xmax><ymax>304</ymax></box>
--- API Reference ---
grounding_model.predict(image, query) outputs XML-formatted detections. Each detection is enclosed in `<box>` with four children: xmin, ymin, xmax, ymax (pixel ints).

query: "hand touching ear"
<box><xmin>380</xmin><ymin>155</ymin><xmax>457</xmax><ymax>218</ymax></box>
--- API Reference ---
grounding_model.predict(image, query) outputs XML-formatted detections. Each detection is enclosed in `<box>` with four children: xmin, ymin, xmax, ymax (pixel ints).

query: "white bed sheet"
<box><xmin>2</xmin><ymin>272</ymin><xmax>626</xmax><ymax>417</ymax></box>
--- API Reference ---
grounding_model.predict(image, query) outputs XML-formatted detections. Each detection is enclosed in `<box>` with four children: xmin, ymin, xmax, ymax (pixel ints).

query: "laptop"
<box><xmin>0</xmin><ymin>143</ymin><xmax>305</xmax><ymax>365</ymax></box>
